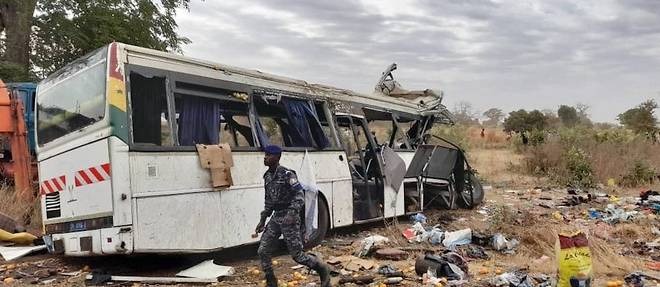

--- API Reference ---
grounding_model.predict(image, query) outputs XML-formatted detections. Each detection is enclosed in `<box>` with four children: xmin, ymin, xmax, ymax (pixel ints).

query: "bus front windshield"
<box><xmin>37</xmin><ymin>47</ymin><xmax>108</xmax><ymax>146</ymax></box>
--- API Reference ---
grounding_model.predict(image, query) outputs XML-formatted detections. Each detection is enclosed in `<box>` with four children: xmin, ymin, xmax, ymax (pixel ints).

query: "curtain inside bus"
<box><xmin>178</xmin><ymin>96</ymin><xmax>221</xmax><ymax>145</ymax></box>
<box><xmin>281</xmin><ymin>98</ymin><xmax>329</xmax><ymax>149</ymax></box>
<box><xmin>131</xmin><ymin>74</ymin><xmax>165</xmax><ymax>145</ymax></box>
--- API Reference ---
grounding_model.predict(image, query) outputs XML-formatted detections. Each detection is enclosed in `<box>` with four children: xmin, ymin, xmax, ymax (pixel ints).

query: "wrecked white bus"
<box><xmin>36</xmin><ymin>43</ymin><xmax>483</xmax><ymax>256</ymax></box>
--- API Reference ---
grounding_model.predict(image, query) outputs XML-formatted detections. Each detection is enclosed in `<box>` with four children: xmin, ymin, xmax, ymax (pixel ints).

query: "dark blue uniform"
<box><xmin>257</xmin><ymin>165</ymin><xmax>320</xmax><ymax>275</ymax></box>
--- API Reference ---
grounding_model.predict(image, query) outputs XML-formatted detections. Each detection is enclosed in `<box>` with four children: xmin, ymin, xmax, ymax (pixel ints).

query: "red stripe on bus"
<box><xmin>75</xmin><ymin>177</ymin><xmax>82</xmax><ymax>187</ymax></box>
<box><xmin>50</xmin><ymin>178</ymin><xmax>62</xmax><ymax>191</ymax></box>
<box><xmin>43</xmin><ymin>181</ymin><xmax>55</xmax><ymax>194</ymax></box>
<box><xmin>59</xmin><ymin>175</ymin><xmax>66</xmax><ymax>186</ymax></box>
<box><xmin>79</xmin><ymin>170</ymin><xmax>93</xmax><ymax>185</ymax></box>
<box><xmin>89</xmin><ymin>167</ymin><xmax>105</xmax><ymax>181</ymax></box>
<box><xmin>101</xmin><ymin>163</ymin><xmax>111</xmax><ymax>176</ymax></box>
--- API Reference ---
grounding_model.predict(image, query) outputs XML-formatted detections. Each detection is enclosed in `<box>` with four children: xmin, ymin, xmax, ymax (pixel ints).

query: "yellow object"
<box><xmin>606</xmin><ymin>281</ymin><xmax>618</xmax><ymax>287</ymax></box>
<box><xmin>272</xmin><ymin>260</ymin><xmax>279</xmax><ymax>266</ymax></box>
<box><xmin>556</xmin><ymin>231</ymin><xmax>593</xmax><ymax>287</ymax></box>
<box><xmin>495</xmin><ymin>268</ymin><xmax>503</xmax><ymax>275</ymax></box>
<box><xmin>552</xmin><ymin>212</ymin><xmax>563</xmax><ymax>221</ymax></box>
<box><xmin>609</xmin><ymin>195</ymin><xmax>620</xmax><ymax>203</ymax></box>
<box><xmin>479</xmin><ymin>268</ymin><xmax>490</xmax><ymax>275</ymax></box>
<box><xmin>607</xmin><ymin>178</ymin><xmax>616</xmax><ymax>187</ymax></box>
<box><xmin>3</xmin><ymin>277</ymin><xmax>15</xmax><ymax>284</ymax></box>
<box><xmin>0</xmin><ymin>229</ymin><xmax>37</xmax><ymax>245</ymax></box>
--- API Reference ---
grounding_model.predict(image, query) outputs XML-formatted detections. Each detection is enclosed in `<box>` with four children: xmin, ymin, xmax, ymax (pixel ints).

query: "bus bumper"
<box><xmin>44</xmin><ymin>227</ymin><xmax>133</xmax><ymax>256</ymax></box>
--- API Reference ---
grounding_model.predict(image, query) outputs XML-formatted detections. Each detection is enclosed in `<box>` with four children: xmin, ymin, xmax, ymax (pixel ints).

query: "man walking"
<box><xmin>255</xmin><ymin>145</ymin><xmax>331</xmax><ymax>287</ymax></box>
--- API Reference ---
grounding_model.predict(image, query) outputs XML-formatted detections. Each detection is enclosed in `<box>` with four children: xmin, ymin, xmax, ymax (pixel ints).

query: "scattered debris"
<box><xmin>175</xmin><ymin>260</ymin><xmax>234</xmax><ymax>279</ymax></box>
<box><xmin>85</xmin><ymin>274</ymin><xmax>218</xmax><ymax>284</ymax></box>
<box><xmin>355</xmin><ymin>234</ymin><xmax>389</xmax><ymax>257</ymax></box>
<box><xmin>492</xmin><ymin>233</ymin><xmax>519</xmax><ymax>254</ymax></box>
<box><xmin>377</xmin><ymin>264</ymin><xmax>403</xmax><ymax>277</ymax></box>
<box><xmin>374</xmin><ymin>248</ymin><xmax>408</xmax><ymax>261</ymax></box>
<box><xmin>489</xmin><ymin>270</ymin><xmax>535</xmax><ymax>287</ymax></box>
<box><xmin>463</xmin><ymin>245</ymin><xmax>489</xmax><ymax>260</ymax></box>
<box><xmin>443</xmin><ymin>228</ymin><xmax>472</xmax><ymax>247</ymax></box>
<box><xmin>338</xmin><ymin>274</ymin><xmax>374</xmax><ymax>284</ymax></box>
<box><xmin>328</xmin><ymin>255</ymin><xmax>375</xmax><ymax>272</ymax></box>
<box><xmin>0</xmin><ymin>245</ymin><xmax>46</xmax><ymax>261</ymax></box>
<box><xmin>410</xmin><ymin>213</ymin><xmax>427</xmax><ymax>224</ymax></box>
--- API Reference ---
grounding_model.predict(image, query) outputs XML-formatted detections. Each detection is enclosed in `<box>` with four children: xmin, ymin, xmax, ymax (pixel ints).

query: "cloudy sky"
<box><xmin>175</xmin><ymin>0</ymin><xmax>660</xmax><ymax>123</ymax></box>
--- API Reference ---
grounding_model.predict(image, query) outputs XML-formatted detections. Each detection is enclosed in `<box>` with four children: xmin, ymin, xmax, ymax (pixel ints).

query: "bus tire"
<box><xmin>457</xmin><ymin>172</ymin><xmax>485</xmax><ymax>209</ymax></box>
<box><xmin>304</xmin><ymin>195</ymin><xmax>330</xmax><ymax>249</ymax></box>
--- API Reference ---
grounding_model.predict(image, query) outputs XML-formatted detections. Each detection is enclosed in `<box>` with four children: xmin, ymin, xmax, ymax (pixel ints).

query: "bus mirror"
<box><xmin>339</xmin><ymin>155</ymin><xmax>344</xmax><ymax>161</ymax></box>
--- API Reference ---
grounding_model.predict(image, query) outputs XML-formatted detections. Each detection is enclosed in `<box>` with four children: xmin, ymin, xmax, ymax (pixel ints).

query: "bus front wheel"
<box><xmin>304</xmin><ymin>196</ymin><xmax>330</xmax><ymax>249</ymax></box>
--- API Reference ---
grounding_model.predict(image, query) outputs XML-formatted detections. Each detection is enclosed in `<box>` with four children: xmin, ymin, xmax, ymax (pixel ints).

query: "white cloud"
<box><xmin>175</xmin><ymin>0</ymin><xmax>660</xmax><ymax>122</ymax></box>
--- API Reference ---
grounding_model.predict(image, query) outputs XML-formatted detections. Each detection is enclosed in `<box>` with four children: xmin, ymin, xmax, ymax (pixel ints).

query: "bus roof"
<box><xmin>119</xmin><ymin>43</ymin><xmax>452</xmax><ymax>122</ymax></box>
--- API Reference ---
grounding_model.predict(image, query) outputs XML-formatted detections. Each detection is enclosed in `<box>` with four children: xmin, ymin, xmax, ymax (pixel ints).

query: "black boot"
<box><xmin>313</xmin><ymin>262</ymin><xmax>331</xmax><ymax>287</ymax></box>
<box><xmin>265</xmin><ymin>271</ymin><xmax>278</xmax><ymax>287</ymax></box>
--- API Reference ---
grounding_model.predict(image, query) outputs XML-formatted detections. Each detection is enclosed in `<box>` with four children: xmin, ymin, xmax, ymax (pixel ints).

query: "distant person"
<box><xmin>480</xmin><ymin>128</ymin><xmax>485</xmax><ymax>138</ymax></box>
<box><xmin>521</xmin><ymin>131</ymin><xmax>529</xmax><ymax>145</ymax></box>
<box><xmin>255</xmin><ymin>145</ymin><xmax>331</xmax><ymax>287</ymax></box>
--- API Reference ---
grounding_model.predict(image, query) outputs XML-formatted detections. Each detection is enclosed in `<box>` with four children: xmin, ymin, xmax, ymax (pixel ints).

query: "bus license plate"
<box><xmin>70</xmin><ymin>221</ymin><xmax>86</xmax><ymax>232</ymax></box>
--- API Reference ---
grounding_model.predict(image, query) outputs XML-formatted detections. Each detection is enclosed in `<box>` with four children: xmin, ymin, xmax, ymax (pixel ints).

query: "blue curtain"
<box><xmin>254</xmin><ymin>115</ymin><xmax>270</xmax><ymax>147</ymax></box>
<box><xmin>178</xmin><ymin>96</ymin><xmax>221</xmax><ymax>145</ymax></box>
<box><xmin>282</xmin><ymin>98</ymin><xmax>329</xmax><ymax>149</ymax></box>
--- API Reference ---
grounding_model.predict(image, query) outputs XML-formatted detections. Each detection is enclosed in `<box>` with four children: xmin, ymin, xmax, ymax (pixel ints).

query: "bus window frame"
<box><xmin>362</xmin><ymin>107</ymin><xmax>420</xmax><ymax>151</ymax></box>
<box><xmin>251</xmin><ymin>89</ymin><xmax>342</xmax><ymax>152</ymax></box>
<box><xmin>126</xmin><ymin>64</ymin><xmax>258</xmax><ymax>152</ymax></box>
<box><xmin>125</xmin><ymin>65</ymin><xmax>344</xmax><ymax>153</ymax></box>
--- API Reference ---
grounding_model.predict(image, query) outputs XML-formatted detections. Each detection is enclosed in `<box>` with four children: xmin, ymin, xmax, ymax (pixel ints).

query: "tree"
<box><xmin>0</xmin><ymin>0</ymin><xmax>191</xmax><ymax>79</ymax></box>
<box><xmin>452</xmin><ymin>101</ymin><xmax>480</xmax><ymax>125</ymax></box>
<box><xmin>557</xmin><ymin>105</ymin><xmax>579</xmax><ymax>127</ymax></box>
<box><xmin>482</xmin><ymin>108</ymin><xmax>504</xmax><ymax>127</ymax></box>
<box><xmin>503</xmin><ymin>109</ymin><xmax>548</xmax><ymax>133</ymax></box>
<box><xmin>0</xmin><ymin>0</ymin><xmax>37</xmax><ymax>81</ymax></box>
<box><xmin>575</xmin><ymin>103</ymin><xmax>593</xmax><ymax>127</ymax></box>
<box><xmin>618</xmin><ymin>99</ymin><xmax>658</xmax><ymax>137</ymax></box>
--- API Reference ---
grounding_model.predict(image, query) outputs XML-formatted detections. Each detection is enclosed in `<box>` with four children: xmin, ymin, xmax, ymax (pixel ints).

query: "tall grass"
<box><xmin>523</xmin><ymin>127</ymin><xmax>660</xmax><ymax>188</ymax></box>
<box><xmin>0</xmin><ymin>183</ymin><xmax>42</xmax><ymax>234</ymax></box>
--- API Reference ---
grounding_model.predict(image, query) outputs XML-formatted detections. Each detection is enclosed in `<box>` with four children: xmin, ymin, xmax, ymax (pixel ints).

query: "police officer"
<box><xmin>255</xmin><ymin>145</ymin><xmax>331</xmax><ymax>287</ymax></box>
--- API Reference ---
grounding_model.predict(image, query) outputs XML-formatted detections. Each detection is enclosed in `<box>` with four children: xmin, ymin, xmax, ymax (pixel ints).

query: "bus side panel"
<box><xmin>108</xmin><ymin>137</ymin><xmax>132</xmax><ymax>226</ymax></box>
<box><xmin>134</xmin><ymin>192</ymin><xmax>224</xmax><ymax>251</ymax></box>
<box><xmin>332</xmin><ymin>180</ymin><xmax>353</xmax><ymax>228</ymax></box>
<box><xmin>40</xmin><ymin>139</ymin><xmax>113</xmax><ymax>223</ymax></box>
<box><xmin>129</xmin><ymin>150</ymin><xmax>349</xmax><ymax>252</ymax></box>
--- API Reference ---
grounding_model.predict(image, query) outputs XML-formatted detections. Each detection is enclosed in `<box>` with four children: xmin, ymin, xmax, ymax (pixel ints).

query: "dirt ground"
<box><xmin>1</xmin><ymin>148</ymin><xmax>659</xmax><ymax>286</ymax></box>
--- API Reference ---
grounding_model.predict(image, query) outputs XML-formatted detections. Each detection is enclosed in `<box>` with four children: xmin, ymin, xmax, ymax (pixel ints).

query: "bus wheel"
<box><xmin>304</xmin><ymin>196</ymin><xmax>330</xmax><ymax>249</ymax></box>
<box><xmin>457</xmin><ymin>172</ymin><xmax>485</xmax><ymax>209</ymax></box>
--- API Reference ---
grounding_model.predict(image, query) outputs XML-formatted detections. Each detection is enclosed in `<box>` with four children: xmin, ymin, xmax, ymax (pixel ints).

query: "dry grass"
<box><xmin>0</xmin><ymin>183</ymin><xmax>42</xmax><ymax>234</ymax></box>
<box><xmin>469</xmin><ymin>148</ymin><xmax>547</xmax><ymax>188</ymax></box>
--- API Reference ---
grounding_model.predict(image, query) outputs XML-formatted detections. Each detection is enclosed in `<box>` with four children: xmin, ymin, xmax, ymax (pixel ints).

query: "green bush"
<box><xmin>620</xmin><ymin>161</ymin><xmax>657</xmax><ymax>187</ymax></box>
<box><xmin>562</xmin><ymin>146</ymin><xmax>595</xmax><ymax>188</ymax></box>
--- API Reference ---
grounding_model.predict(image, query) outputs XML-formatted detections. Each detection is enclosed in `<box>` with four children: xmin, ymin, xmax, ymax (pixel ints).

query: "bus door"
<box><xmin>335</xmin><ymin>115</ymin><xmax>384</xmax><ymax>221</ymax></box>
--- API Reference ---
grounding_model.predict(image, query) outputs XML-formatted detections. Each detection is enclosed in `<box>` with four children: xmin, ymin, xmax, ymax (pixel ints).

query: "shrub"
<box><xmin>562</xmin><ymin>146</ymin><xmax>595</xmax><ymax>188</ymax></box>
<box><xmin>620</xmin><ymin>161</ymin><xmax>657</xmax><ymax>187</ymax></box>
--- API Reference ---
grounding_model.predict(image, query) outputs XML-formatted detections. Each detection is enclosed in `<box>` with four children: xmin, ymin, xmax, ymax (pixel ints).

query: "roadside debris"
<box><xmin>374</xmin><ymin>248</ymin><xmax>408</xmax><ymax>261</ymax></box>
<box><xmin>175</xmin><ymin>259</ymin><xmax>235</xmax><ymax>279</ymax></box>
<box><xmin>0</xmin><ymin>245</ymin><xmax>46</xmax><ymax>261</ymax></box>
<box><xmin>441</xmin><ymin>228</ymin><xmax>471</xmax><ymax>248</ymax></box>
<box><xmin>86</xmin><ymin>273</ymin><xmax>218</xmax><ymax>284</ymax></box>
<box><xmin>355</xmin><ymin>234</ymin><xmax>389</xmax><ymax>257</ymax></box>
<box><xmin>492</xmin><ymin>233</ymin><xmax>520</xmax><ymax>254</ymax></box>
<box><xmin>377</xmin><ymin>264</ymin><xmax>403</xmax><ymax>277</ymax></box>
<box><xmin>410</xmin><ymin>212</ymin><xmax>428</xmax><ymax>224</ymax></box>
